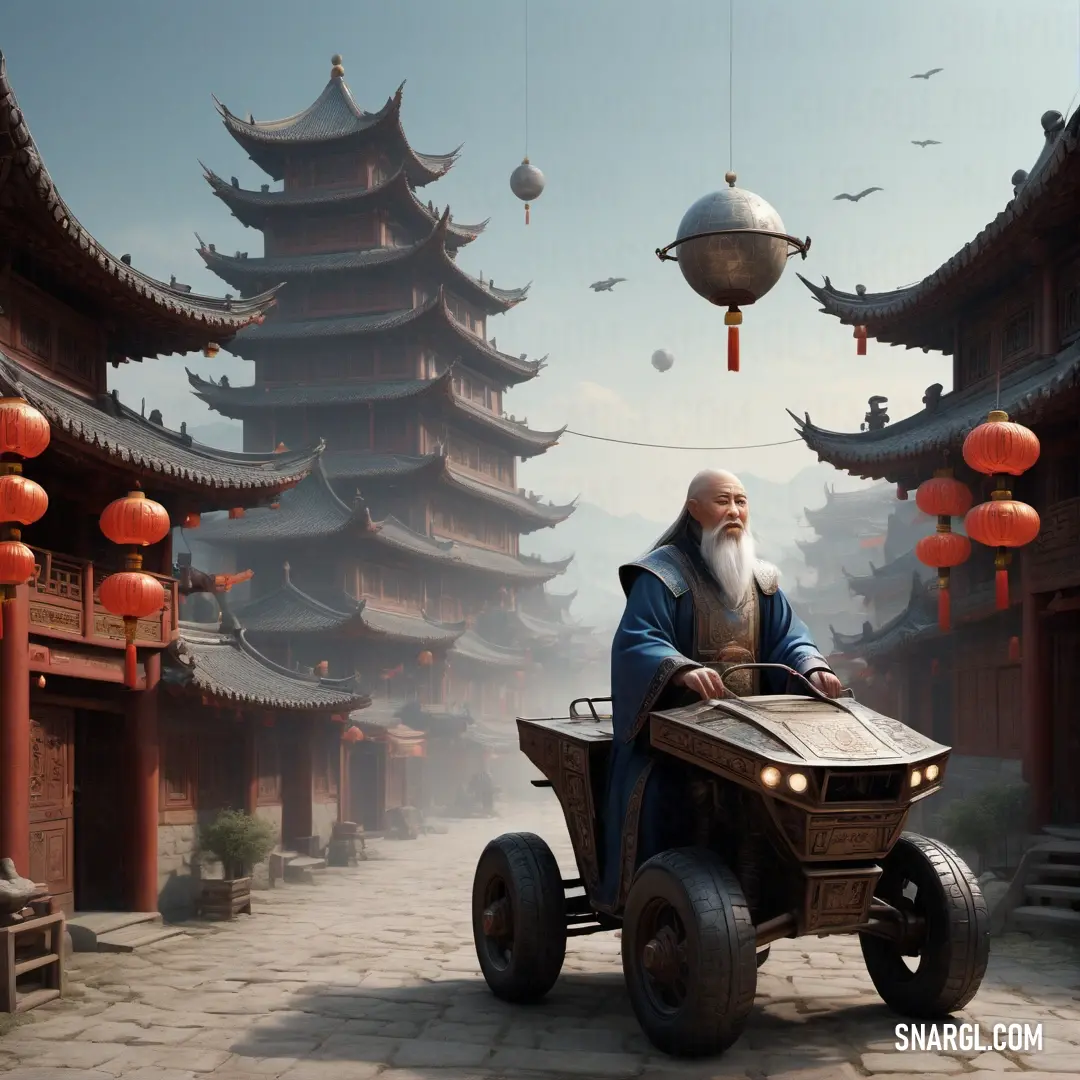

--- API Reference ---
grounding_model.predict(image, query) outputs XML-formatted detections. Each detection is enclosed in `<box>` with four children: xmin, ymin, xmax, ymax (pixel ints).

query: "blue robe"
<box><xmin>598</xmin><ymin>536</ymin><xmax>831</xmax><ymax>910</ymax></box>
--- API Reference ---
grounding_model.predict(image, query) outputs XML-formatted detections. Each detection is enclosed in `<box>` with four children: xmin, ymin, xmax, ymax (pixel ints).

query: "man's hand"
<box><xmin>672</xmin><ymin>666</ymin><xmax>728</xmax><ymax>700</ymax></box>
<box><xmin>809</xmin><ymin>670</ymin><xmax>844</xmax><ymax>698</ymax></box>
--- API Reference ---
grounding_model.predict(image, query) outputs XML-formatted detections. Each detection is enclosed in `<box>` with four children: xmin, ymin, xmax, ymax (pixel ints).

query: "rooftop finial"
<box><xmin>331</xmin><ymin>54</ymin><xmax>344</xmax><ymax>79</ymax></box>
<box><xmin>725</xmin><ymin>171</ymin><xmax>737</xmax><ymax>187</ymax></box>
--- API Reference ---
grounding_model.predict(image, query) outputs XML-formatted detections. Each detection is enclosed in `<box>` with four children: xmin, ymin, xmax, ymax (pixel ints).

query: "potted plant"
<box><xmin>197</xmin><ymin>809</ymin><xmax>277</xmax><ymax>920</ymax></box>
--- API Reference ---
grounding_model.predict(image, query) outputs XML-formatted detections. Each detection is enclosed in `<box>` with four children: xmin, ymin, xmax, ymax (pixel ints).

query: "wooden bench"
<box><xmin>0</xmin><ymin>911</ymin><xmax>65</xmax><ymax>1013</ymax></box>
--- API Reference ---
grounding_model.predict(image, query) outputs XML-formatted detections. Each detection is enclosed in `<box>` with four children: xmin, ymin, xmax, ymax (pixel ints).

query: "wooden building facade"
<box><xmin>184</xmin><ymin>56</ymin><xmax>589</xmax><ymax>772</ymax></box>
<box><xmin>0</xmin><ymin>50</ymin><xmax>353</xmax><ymax>913</ymax></box>
<box><xmin>793</xmin><ymin>107</ymin><xmax>1080</xmax><ymax>827</ymax></box>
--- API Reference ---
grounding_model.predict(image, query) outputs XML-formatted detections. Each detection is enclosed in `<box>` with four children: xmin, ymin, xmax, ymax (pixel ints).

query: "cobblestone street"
<box><xmin>2</xmin><ymin>797</ymin><xmax>1078</xmax><ymax>1080</ymax></box>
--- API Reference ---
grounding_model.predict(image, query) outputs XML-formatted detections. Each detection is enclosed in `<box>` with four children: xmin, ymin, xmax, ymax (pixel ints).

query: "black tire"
<box><xmin>861</xmin><ymin>832</ymin><xmax>989</xmax><ymax>1017</ymax></box>
<box><xmin>471</xmin><ymin>832</ymin><xmax>567</xmax><ymax>1003</ymax></box>
<box><xmin>622</xmin><ymin>848</ymin><xmax>757</xmax><ymax>1058</ymax></box>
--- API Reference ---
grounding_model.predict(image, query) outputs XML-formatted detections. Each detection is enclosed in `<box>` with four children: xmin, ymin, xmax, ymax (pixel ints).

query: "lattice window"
<box><xmin>56</xmin><ymin>329</ymin><xmax>96</xmax><ymax>384</ymax></box>
<box><xmin>35</xmin><ymin>553</ymin><xmax>83</xmax><ymax>601</ymax></box>
<box><xmin>19</xmin><ymin>311</ymin><xmax>51</xmax><ymax>360</ymax></box>
<box><xmin>162</xmin><ymin>734</ymin><xmax>196</xmax><ymax>810</ymax></box>
<box><xmin>1002</xmin><ymin>308</ymin><xmax>1034</xmax><ymax>358</ymax></box>
<box><xmin>960</xmin><ymin>334</ymin><xmax>991</xmax><ymax>385</ymax></box>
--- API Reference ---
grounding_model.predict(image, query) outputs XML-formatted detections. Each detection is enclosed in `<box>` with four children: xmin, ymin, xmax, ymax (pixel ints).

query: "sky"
<box><xmin>3</xmin><ymin>0</ymin><xmax>1080</xmax><ymax>521</ymax></box>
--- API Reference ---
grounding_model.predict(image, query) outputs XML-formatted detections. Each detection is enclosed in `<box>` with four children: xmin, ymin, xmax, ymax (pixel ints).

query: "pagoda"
<box><xmin>187</xmin><ymin>56</ymin><xmax>578</xmax><ymax>746</ymax></box>
<box><xmin>788</xmin><ymin>482</ymin><xmax>896</xmax><ymax>646</ymax></box>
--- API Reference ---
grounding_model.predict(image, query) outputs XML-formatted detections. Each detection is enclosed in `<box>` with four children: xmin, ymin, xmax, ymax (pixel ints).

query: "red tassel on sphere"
<box><xmin>727</xmin><ymin>326</ymin><xmax>740</xmax><ymax>372</ymax></box>
<box><xmin>524</xmin><ymin>204</ymin><xmax>530</xmax><ymax>225</ymax></box>
<box><xmin>937</xmin><ymin>587</ymin><xmax>951</xmax><ymax>632</ymax></box>
<box><xmin>995</xmin><ymin>568</ymin><xmax>1009</xmax><ymax>610</ymax></box>
<box><xmin>124</xmin><ymin>643</ymin><xmax>138</xmax><ymax>689</ymax></box>
<box><xmin>857</xmin><ymin>337</ymin><xmax>867</xmax><ymax>356</ymax></box>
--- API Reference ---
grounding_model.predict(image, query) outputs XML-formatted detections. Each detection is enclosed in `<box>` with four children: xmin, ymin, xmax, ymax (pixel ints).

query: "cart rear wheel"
<box><xmin>622</xmin><ymin>848</ymin><xmax>757</xmax><ymax>1058</ymax></box>
<box><xmin>861</xmin><ymin>833</ymin><xmax>989</xmax><ymax>1017</ymax></box>
<box><xmin>472</xmin><ymin>832</ymin><xmax>567</xmax><ymax>1003</ymax></box>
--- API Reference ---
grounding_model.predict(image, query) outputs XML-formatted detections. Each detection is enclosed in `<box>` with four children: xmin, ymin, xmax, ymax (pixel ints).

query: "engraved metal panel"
<box><xmin>803</xmin><ymin>866</ymin><xmax>880</xmax><ymax>932</ymax></box>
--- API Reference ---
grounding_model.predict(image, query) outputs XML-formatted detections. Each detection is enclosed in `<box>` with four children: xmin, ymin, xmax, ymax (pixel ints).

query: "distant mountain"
<box><xmin>188</xmin><ymin>420</ymin><xmax>243</xmax><ymax>451</ymax></box>
<box><xmin>524</xmin><ymin>463</ymin><xmax>874</xmax><ymax>633</ymax></box>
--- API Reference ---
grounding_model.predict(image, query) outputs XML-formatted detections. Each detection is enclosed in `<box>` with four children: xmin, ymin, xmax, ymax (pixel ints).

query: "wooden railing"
<box><xmin>28</xmin><ymin>547</ymin><xmax>179</xmax><ymax>649</ymax></box>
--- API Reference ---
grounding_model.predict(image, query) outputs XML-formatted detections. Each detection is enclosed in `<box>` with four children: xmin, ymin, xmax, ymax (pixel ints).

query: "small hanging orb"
<box><xmin>510</xmin><ymin>157</ymin><xmax>545</xmax><ymax>225</ymax></box>
<box><xmin>651</xmin><ymin>349</ymin><xmax>675</xmax><ymax>373</ymax></box>
<box><xmin>657</xmin><ymin>172</ymin><xmax>810</xmax><ymax>373</ymax></box>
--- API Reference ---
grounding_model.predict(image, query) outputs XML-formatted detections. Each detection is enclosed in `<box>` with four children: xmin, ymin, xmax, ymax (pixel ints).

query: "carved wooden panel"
<box><xmin>28</xmin><ymin>707</ymin><xmax>74</xmax><ymax>904</ymax></box>
<box><xmin>1029</xmin><ymin>497</ymin><xmax>1080</xmax><ymax>590</ymax></box>
<box><xmin>161</xmin><ymin>731</ymin><xmax>196</xmax><ymax>811</ymax></box>
<box><xmin>257</xmin><ymin>731</ymin><xmax>282</xmax><ymax>806</ymax></box>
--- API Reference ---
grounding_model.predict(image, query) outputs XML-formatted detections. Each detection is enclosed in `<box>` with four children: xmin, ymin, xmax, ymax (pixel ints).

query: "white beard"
<box><xmin>700</xmin><ymin>523</ymin><xmax>756</xmax><ymax>609</ymax></box>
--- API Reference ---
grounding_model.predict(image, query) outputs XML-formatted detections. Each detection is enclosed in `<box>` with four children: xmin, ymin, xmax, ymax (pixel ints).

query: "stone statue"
<box><xmin>0</xmin><ymin>857</ymin><xmax>41</xmax><ymax>916</ymax></box>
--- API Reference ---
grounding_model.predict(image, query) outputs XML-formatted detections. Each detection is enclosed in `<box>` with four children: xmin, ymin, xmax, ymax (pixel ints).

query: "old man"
<box><xmin>600</xmin><ymin>469</ymin><xmax>842</xmax><ymax>907</ymax></box>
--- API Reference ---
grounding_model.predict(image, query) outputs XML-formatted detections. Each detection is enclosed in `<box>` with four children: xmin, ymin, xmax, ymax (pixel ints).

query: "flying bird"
<box><xmin>833</xmin><ymin>187</ymin><xmax>884</xmax><ymax>202</ymax></box>
<box><xmin>910</xmin><ymin>67</ymin><xmax>943</xmax><ymax>80</ymax></box>
<box><xmin>912</xmin><ymin>139</ymin><xmax>941</xmax><ymax>148</ymax></box>
<box><xmin>590</xmin><ymin>277</ymin><xmax>626</xmax><ymax>292</ymax></box>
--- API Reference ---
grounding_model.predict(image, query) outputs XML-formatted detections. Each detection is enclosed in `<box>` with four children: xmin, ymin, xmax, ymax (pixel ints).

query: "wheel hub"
<box><xmin>483</xmin><ymin>897</ymin><xmax>511</xmax><ymax>938</ymax></box>
<box><xmin>642</xmin><ymin>925</ymin><xmax>683</xmax><ymax>986</ymax></box>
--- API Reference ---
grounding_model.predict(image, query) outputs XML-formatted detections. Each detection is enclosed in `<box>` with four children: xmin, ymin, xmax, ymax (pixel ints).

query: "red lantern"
<box><xmin>100</xmin><ymin>488</ymin><xmax>170</xmax><ymax>548</ymax></box>
<box><xmin>98</xmin><ymin>571</ymin><xmax>166</xmax><ymax>687</ymax></box>
<box><xmin>914</xmin><ymin>470</ymin><xmax>973</xmax><ymax>631</ymax></box>
<box><xmin>962</xmin><ymin>410</ymin><xmax>1041</xmax><ymax>611</ymax></box>
<box><xmin>0</xmin><ymin>473</ymin><xmax>48</xmax><ymax>525</ymax></box>
<box><xmin>854</xmin><ymin>325</ymin><xmax>868</xmax><ymax>356</ymax></box>
<box><xmin>0</xmin><ymin>398</ymin><xmax>51</xmax><ymax>459</ymax></box>
<box><xmin>965</xmin><ymin>497</ymin><xmax>1040</xmax><ymax>610</ymax></box>
<box><xmin>962</xmin><ymin>410</ymin><xmax>1041</xmax><ymax>477</ymax></box>
<box><xmin>411</xmin><ymin>743</ymin><xmax>425</xmax><ymax>757</ymax></box>
<box><xmin>0</xmin><ymin>539</ymin><xmax>36</xmax><ymax>590</ymax></box>
<box><xmin>342</xmin><ymin>726</ymin><xmax>363</xmax><ymax>743</ymax></box>
<box><xmin>98</xmin><ymin>485</ymin><xmax>171</xmax><ymax>687</ymax></box>
<box><xmin>417</xmin><ymin>650</ymin><xmax>434</xmax><ymax>667</ymax></box>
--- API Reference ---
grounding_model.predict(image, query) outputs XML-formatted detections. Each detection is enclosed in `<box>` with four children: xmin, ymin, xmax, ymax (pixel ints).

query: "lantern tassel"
<box><xmin>857</xmin><ymin>336</ymin><xmax>867</xmax><ymax>356</ymax></box>
<box><xmin>727</xmin><ymin>326</ymin><xmax>739</xmax><ymax>372</ymax></box>
<box><xmin>124</xmin><ymin>643</ymin><xmax>137</xmax><ymax>689</ymax></box>
<box><xmin>995</xmin><ymin>568</ymin><xmax>1009</xmax><ymax>610</ymax></box>
<box><xmin>524</xmin><ymin>203</ymin><xmax>530</xmax><ymax>225</ymax></box>
<box><xmin>937</xmin><ymin>586</ymin><xmax>951</xmax><ymax>632</ymax></box>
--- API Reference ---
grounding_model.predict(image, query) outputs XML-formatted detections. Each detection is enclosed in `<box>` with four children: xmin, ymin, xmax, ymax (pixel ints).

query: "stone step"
<box><xmin>1010</xmin><ymin>905</ymin><xmax>1080</xmax><ymax>938</ymax></box>
<box><xmin>1024</xmin><ymin>883</ymin><xmax>1080</xmax><ymax>904</ymax></box>
<box><xmin>68</xmin><ymin>911</ymin><xmax>163</xmax><ymax>953</ymax></box>
<box><xmin>1042</xmin><ymin>825</ymin><xmax>1080</xmax><ymax>841</ymax></box>
<box><xmin>283</xmin><ymin>855</ymin><xmax>327</xmax><ymax>884</ymax></box>
<box><xmin>96</xmin><ymin>924</ymin><xmax>188</xmax><ymax>953</ymax></box>
<box><xmin>1033</xmin><ymin>861</ymin><xmax>1080</xmax><ymax>878</ymax></box>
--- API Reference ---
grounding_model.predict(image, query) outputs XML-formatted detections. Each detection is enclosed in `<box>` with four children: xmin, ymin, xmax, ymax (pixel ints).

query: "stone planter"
<box><xmin>197</xmin><ymin>877</ymin><xmax>252</xmax><ymax>921</ymax></box>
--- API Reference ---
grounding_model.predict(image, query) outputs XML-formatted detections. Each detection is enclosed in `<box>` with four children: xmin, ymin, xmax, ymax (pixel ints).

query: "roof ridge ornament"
<box><xmin>331</xmin><ymin>54</ymin><xmax>344</xmax><ymax>80</ymax></box>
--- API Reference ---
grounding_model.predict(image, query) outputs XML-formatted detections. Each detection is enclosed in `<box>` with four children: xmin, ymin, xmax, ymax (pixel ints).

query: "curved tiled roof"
<box><xmin>0</xmin><ymin>353</ymin><xmax>319</xmax><ymax>500</ymax></box>
<box><xmin>187</xmin><ymin>366</ymin><xmax>565</xmax><ymax>457</ymax></box>
<box><xmin>194</xmin><ymin>459</ymin><xmax>572</xmax><ymax>580</ymax></box>
<box><xmin>202</xmin><ymin>164</ymin><xmax>486</xmax><ymax>246</ymax></box>
<box><xmin>214</xmin><ymin>76</ymin><xmax>458</xmax><ymax>187</ymax></box>
<box><xmin>844</xmin><ymin>550</ymin><xmax>933</xmax><ymax>597</ymax></box>
<box><xmin>234</xmin><ymin>573</ymin><xmax>466</xmax><ymax>646</ymax></box>
<box><xmin>0</xmin><ymin>52</ymin><xmax>279</xmax><ymax>361</ymax></box>
<box><xmin>803</xmin><ymin>483</ymin><xmax>896</xmax><ymax>530</ymax></box>
<box><xmin>166</xmin><ymin>622</ymin><xmax>369</xmax><ymax>710</ymax></box>
<box><xmin>830</xmin><ymin>574</ymin><xmax>938</xmax><ymax>660</ymax></box>
<box><xmin>197</xmin><ymin>212</ymin><xmax>525</xmax><ymax>314</ymax></box>
<box><xmin>225</xmin><ymin>287</ymin><xmax>544</xmax><ymax>387</ymax></box>
<box><xmin>798</xmin><ymin>108</ymin><xmax>1080</xmax><ymax>352</ymax></box>
<box><xmin>450</xmin><ymin>629</ymin><xmax>530</xmax><ymax>669</ymax></box>
<box><xmin>788</xmin><ymin>342</ymin><xmax>1080</xmax><ymax>482</ymax></box>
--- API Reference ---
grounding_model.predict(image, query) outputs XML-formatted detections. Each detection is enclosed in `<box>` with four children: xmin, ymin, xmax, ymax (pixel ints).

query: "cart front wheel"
<box><xmin>622</xmin><ymin>847</ymin><xmax>757</xmax><ymax>1058</ymax></box>
<box><xmin>861</xmin><ymin>832</ymin><xmax>989</xmax><ymax>1017</ymax></box>
<box><xmin>472</xmin><ymin>832</ymin><xmax>567</xmax><ymax>1003</ymax></box>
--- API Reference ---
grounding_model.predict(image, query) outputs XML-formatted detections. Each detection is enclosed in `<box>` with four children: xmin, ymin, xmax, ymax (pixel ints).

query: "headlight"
<box><xmin>787</xmin><ymin>772</ymin><xmax>808</xmax><ymax>794</ymax></box>
<box><xmin>910</xmin><ymin>769</ymin><xmax>922</xmax><ymax>788</ymax></box>
<box><xmin>925</xmin><ymin>764</ymin><xmax>939</xmax><ymax>782</ymax></box>
<box><xmin>760</xmin><ymin>766</ymin><xmax>781</xmax><ymax>788</ymax></box>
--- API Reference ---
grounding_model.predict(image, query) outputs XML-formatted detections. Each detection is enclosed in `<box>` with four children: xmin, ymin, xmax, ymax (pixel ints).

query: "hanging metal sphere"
<box><xmin>510</xmin><ymin>158</ymin><xmax>545</xmax><ymax>202</ymax></box>
<box><xmin>674</xmin><ymin>181</ymin><xmax>790</xmax><ymax>307</ymax></box>
<box><xmin>651</xmin><ymin>349</ymin><xmax>674</xmax><ymax>372</ymax></box>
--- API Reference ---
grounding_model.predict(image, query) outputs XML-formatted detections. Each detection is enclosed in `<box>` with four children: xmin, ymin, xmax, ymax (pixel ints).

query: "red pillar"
<box><xmin>128</xmin><ymin>651</ymin><xmax>160</xmax><ymax>911</ymax></box>
<box><xmin>1021</xmin><ymin>563</ymin><xmax>1052</xmax><ymax>828</ymax></box>
<box><xmin>0</xmin><ymin>584</ymin><xmax>30</xmax><ymax>875</ymax></box>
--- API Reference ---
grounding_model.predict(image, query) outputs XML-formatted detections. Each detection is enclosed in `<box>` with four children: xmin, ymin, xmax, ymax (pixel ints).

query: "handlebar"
<box><xmin>712</xmin><ymin>663</ymin><xmax>852</xmax><ymax>710</ymax></box>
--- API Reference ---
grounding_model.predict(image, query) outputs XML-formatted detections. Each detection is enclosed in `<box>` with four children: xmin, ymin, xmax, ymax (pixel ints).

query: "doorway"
<box><xmin>1050</xmin><ymin>621</ymin><xmax>1080</xmax><ymax>824</ymax></box>
<box><xmin>73</xmin><ymin>709</ymin><xmax>128</xmax><ymax>911</ymax></box>
<box><xmin>279</xmin><ymin>729</ymin><xmax>313</xmax><ymax>847</ymax></box>
<box><xmin>349</xmin><ymin>741</ymin><xmax>385</xmax><ymax>830</ymax></box>
<box><xmin>29</xmin><ymin>706</ymin><xmax>75</xmax><ymax>912</ymax></box>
